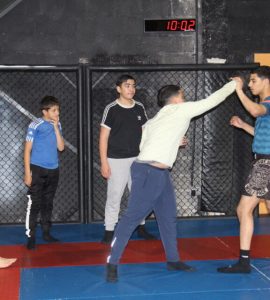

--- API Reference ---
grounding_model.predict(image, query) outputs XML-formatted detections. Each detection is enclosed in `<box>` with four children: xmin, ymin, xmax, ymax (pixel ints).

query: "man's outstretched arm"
<box><xmin>184</xmin><ymin>80</ymin><xmax>236</xmax><ymax>118</ymax></box>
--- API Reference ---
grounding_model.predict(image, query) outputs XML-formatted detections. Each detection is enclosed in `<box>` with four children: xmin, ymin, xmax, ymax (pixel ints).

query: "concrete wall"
<box><xmin>0</xmin><ymin>0</ymin><xmax>198</xmax><ymax>65</ymax></box>
<box><xmin>0</xmin><ymin>0</ymin><xmax>269</xmax><ymax>65</ymax></box>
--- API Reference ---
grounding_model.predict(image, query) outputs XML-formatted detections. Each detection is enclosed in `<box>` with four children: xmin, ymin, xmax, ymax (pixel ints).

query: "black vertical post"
<box><xmin>190</xmin><ymin>0</ymin><xmax>200</xmax><ymax>198</ymax></box>
<box><xmin>85</xmin><ymin>66</ymin><xmax>92</xmax><ymax>223</ymax></box>
<box><xmin>77</xmin><ymin>64</ymin><xmax>85</xmax><ymax>223</ymax></box>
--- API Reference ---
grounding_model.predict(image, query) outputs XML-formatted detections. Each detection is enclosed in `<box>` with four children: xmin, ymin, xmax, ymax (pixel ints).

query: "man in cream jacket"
<box><xmin>106</xmin><ymin>79</ymin><xmax>237</xmax><ymax>282</ymax></box>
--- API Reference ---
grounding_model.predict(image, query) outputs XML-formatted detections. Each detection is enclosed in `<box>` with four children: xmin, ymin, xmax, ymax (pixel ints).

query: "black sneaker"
<box><xmin>101</xmin><ymin>230</ymin><xmax>114</xmax><ymax>244</ymax></box>
<box><xmin>167</xmin><ymin>261</ymin><xmax>196</xmax><ymax>272</ymax></box>
<box><xmin>106</xmin><ymin>263</ymin><xmax>118</xmax><ymax>283</ymax></box>
<box><xmin>217</xmin><ymin>262</ymin><xmax>251</xmax><ymax>273</ymax></box>
<box><xmin>137</xmin><ymin>225</ymin><xmax>156</xmax><ymax>240</ymax></box>
<box><xmin>42</xmin><ymin>233</ymin><xmax>59</xmax><ymax>242</ymax></box>
<box><xmin>26</xmin><ymin>237</ymin><xmax>36</xmax><ymax>250</ymax></box>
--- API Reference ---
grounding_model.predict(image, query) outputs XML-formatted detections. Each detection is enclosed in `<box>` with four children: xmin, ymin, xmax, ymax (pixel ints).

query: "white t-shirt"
<box><xmin>138</xmin><ymin>81</ymin><xmax>236</xmax><ymax>167</ymax></box>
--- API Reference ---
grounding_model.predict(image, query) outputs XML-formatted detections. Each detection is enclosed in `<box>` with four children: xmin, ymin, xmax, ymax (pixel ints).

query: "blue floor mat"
<box><xmin>2</xmin><ymin>217</ymin><xmax>270</xmax><ymax>245</ymax></box>
<box><xmin>20</xmin><ymin>259</ymin><xmax>270</xmax><ymax>300</ymax></box>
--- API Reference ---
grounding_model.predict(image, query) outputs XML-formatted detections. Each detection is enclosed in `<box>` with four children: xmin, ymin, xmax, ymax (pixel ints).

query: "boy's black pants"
<box><xmin>25</xmin><ymin>164</ymin><xmax>59</xmax><ymax>238</ymax></box>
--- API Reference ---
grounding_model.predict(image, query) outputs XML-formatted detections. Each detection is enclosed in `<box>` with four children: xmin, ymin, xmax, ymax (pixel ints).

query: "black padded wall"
<box><xmin>202</xmin><ymin>0</ymin><xmax>270</xmax><ymax>63</ymax></box>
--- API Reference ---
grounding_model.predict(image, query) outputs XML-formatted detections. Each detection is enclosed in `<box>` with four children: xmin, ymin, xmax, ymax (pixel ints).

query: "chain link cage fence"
<box><xmin>89</xmin><ymin>66</ymin><xmax>256</xmax><ymax>221</ymax></box>
<box><xmin>0</xmin><ymin>64</ymin><xmax>258</xmax><ymax>225</ymax></box>
<box><xmin>0</xmin><ymin>67</ymin><xmax>81</xmax><ymax>224</ymax></box>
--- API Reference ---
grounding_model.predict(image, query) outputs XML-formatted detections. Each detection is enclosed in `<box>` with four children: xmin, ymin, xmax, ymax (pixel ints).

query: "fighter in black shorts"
<box><xmin>218</xmin><ymin>66</ymin><xmax>270</xmax><ymax>274</ymax></box>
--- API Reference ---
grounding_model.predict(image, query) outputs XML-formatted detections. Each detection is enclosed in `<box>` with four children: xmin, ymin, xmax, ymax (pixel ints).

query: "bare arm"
<box><xmin>99</xmin><ymin>126</ymin><xmax>111</xmax><ymax>178</ymax></box>
<box><xmin>24</xmin><ymin>141</ymin><xmax>32</xmax><ymax>186</ymax></box>
<box><xmin>233</xmin><ymin>77</ymin><xmax>267</xmax><ymax>117</ymax></box>
<box><xmin>52</xmin><ymin>119</ymin><xmax>65</xmax><ymax>151</ymax></box>
<box><xmin>230</xmin><ymin>116</ymin><xmax>254</xmax><ymax>136</ymax></box>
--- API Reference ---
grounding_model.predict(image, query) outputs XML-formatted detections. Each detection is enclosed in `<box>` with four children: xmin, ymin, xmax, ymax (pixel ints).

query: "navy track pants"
<box><xmin>108</xmin><ymin>161</ymin><xmax>180</xmax><ymax>264</ymax></box>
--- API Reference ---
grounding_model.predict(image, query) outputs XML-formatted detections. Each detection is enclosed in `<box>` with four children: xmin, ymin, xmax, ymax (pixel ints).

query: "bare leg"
<box><xmin>217</xmin><ymin>194</ymin><xmax>259</xmax><ymax>273</ymax></box>
<box><xmin>237</xmin><ymin>195</ymin><xmax>260</xmax><ymax>250</ymax></box>
<box><xmin>0</xmin><ymin>257</ymin><xmax>17</xmax><ymax>268</ymax></box>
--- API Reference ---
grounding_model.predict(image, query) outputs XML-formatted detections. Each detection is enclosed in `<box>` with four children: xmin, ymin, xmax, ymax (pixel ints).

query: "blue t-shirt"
<box><xmin>253</xmin><ymin>97</ymin><xmax>270</xmax><ymax>155</ymax></box>
<box><xmin>25</xmin><ymin>118</ymin><xmax>62</xmax><ymax>169</ymax></box>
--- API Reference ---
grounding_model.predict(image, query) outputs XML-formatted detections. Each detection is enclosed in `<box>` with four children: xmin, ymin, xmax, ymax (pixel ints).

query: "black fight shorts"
<box><xmin>243</xmin><ymin>155</ymin><xmax>270</xmax><ymax>200</ymax></box>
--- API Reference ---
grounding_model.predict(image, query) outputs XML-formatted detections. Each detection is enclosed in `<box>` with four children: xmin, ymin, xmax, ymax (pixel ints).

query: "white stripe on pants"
<box><xmin>105</xmin><ymin>157</ymin><xmax>145</xmax><ymax>230</ymax></box>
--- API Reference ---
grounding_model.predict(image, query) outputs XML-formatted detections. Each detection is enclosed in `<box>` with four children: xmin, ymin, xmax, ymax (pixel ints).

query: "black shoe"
<box><xmin>106</xmin><ymin>263</ymin><xmax>118</xmax><ymax>283</ymax></box>
<box><xmin>101</xmin><ymin>230</ymin><xmax>114</xmax><ymax>244</ymax></box>
<box><xmin>217</xmin><ymin>261</ymin><xmax>251</xmax><ymax>273</ymax></box>
<box><xmin>167</xmin><ymin>261</ymin><xmax>196</xmax><ymax>272</ymax></box>
<box><xmin>137</xmin><ymin>225</ymin><xmax>156</xmax><ymax>240</ymax></box>
<box><xmin>42</xmin><ymin>233</ymin><xmax>59</xmax><ymax>242</ymax></box>
<box><xmin>26</xmin><ymin>237</ymin><xmax>36</xmax><ymax>250</ymax></box>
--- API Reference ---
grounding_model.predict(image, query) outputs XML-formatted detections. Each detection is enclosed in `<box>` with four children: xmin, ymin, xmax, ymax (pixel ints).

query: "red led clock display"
<box><xmin>145</xmin><ymin>19</ymin><xmax>196</xmax><ymax>32</ymax></box>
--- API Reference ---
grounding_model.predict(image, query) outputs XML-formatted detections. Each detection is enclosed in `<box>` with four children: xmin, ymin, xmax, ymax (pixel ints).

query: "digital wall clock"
<box><xmin>145</xmin><ymin>19</ymin><xmax>196</xmax><ymax>32</ymax></box>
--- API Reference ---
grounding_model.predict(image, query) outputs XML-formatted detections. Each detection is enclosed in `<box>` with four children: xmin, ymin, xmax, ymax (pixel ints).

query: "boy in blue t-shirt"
<box><xmin>24</xmin><ymin>96</ymin><xmax>65</xmax><ymax>250</ymax></box>
<box><xmin>218</xmin><ymin>66</ymin><xmax>270</xmax><ymax>273</ymax></box>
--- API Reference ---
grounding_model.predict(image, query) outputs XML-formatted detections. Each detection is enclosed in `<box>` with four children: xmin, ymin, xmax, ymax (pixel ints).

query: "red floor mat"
<box><xmin>218</xmin><ymin>235</ymin><xmax>270</xmax><ymax>258</ymax></box>
<box><xmin>0</xmin><ymin>267</ymin><xmax>20</xmax><ymax>300</ymax></box>
<box><xmin>2</xmin><ymin>235</ymin><xmax>270</xmax><ymax>300</ymax></box>
<box><xmin>1</xmin><ymin>235</ymin><xmax>269</xmax><ymax>269</ymax></box>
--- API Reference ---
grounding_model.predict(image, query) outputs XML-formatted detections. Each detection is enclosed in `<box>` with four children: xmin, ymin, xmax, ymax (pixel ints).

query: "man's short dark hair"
<box><xmin>40</xmin><ymin>96</ymin><xmax>60</xmax><ymax>111</ymax></box>
<box><xmin>116</xmin><ymin>74</ymin><xmax>136</xmax><ymax>87</ymax></box>
<box><xmin>251</xmin><ymin>66</ymin><xmax>270</xmax><ymax>81</ymax></box>
<box><xmin>157</xmin><ymin>85</ymin><xmax>182</xmax><ymax>108</ymax></box>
